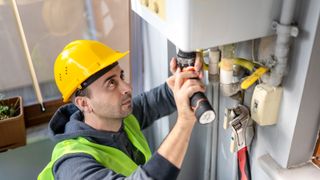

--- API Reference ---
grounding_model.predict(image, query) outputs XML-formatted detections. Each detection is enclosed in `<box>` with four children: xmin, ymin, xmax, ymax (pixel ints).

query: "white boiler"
<box><xmin>131</xmin><ymin>0</ymin><xmax>282</xmax><ymax>51</ymax></box>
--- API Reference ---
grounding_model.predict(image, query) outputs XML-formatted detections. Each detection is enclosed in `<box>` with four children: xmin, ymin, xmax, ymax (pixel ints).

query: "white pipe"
<box><xmin>280</xmin><ymin>0</ymin><xmax>297</xmax><ymax>24</ymax></box>
<box><xmin>211</xmin><ymin>81</ymin><xmax>220</xmax><ymax>180</ymax></box>
<box><xmin>11</xmin><ymin>0</ymin><xmax>45</xmax><ymax>111</ymax></box>
<box><xmin>209</xmin><ymin>49</ymin><xmax>220</xmax><ymax>77</ymax></box>
<box><xmin>203</xmin><ymin>84</ymin><xmax>213</xmax><ymax>180</ymax></box>
<box><xmin>263</xmin><ymin>0</ymin><xmax>298</xmax><ymax>86</ymax></box>
<box><xmin>205</xmin><ymin>49</ymin><xmax>220</xmax><ymax>180</ymax></box>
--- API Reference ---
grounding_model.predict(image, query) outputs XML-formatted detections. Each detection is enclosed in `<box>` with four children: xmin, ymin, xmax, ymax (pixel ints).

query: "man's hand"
<box><xmin>166</xmin><ymin>52</ymin><xmax>203</xmax><ymax>91</ymax></box>
<box><xmin>173</xmin><ymin>68</ymin><xmax>205</xmax><ymax>124</ymax></box>
<box><xmin>158</xmin><ymin>54</ymin><xmax>205</xmax><ymax>168</ymax></box>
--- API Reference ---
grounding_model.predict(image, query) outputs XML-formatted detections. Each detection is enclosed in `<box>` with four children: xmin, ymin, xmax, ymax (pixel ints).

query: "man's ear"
<box><xmin>74</xmin><ymin>96</ymin><xmax>92</xmax><ymax>113</ymax></box>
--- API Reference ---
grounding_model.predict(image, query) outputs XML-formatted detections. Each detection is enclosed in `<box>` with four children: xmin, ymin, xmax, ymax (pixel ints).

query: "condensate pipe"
<box><xmin>263</xmin><ymin>0</ymin><xmax>299</xmax><ymax>86</ymax></box>
<box><xmin>11</xmin><ymin>0</ymin><xmax>45</xmax><ymax>111</ymax></box>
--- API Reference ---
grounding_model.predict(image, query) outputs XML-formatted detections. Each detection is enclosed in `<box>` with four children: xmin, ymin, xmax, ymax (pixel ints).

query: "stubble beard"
<box><xmin>120</xmin><ymin>93</ymin><xmax>133</xmax><ymax>117</ymax></box>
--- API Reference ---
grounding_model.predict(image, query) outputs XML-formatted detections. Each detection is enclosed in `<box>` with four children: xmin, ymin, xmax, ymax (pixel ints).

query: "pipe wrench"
<box><xmin>229</xmin><ymin>105</ymin><xmax>251</xmax><ymax>180</ymax></box>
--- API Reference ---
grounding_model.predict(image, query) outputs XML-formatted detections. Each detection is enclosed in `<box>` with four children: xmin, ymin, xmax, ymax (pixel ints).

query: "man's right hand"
<box><xmin>157</xmin><ymin>52</ymin><xmax>206</xmax><ymax>169</ymax></box>
<box><xmin>158</xmin><ymin>66</ymin><xmax>206</xmax><ymax>168</ymax></box>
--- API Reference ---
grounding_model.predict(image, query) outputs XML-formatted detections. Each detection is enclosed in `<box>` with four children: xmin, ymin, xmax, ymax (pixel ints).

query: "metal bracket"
<box><xmin>272</xmin><ymin>21</ymin><xmax>299</xmax><ymax>37</ymax></box>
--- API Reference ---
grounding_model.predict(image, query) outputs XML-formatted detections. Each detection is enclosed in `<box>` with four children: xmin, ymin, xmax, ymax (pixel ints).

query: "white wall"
<box><xmin>139</xmin><ymin>19</ymin><xmax>171</xmax><ymax>150</ymax></box>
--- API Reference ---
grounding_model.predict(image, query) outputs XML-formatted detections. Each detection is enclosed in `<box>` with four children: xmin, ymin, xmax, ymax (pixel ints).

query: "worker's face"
<box><xmin>87</xmin><ymin>65</ymin><xmax>132</xmax><ymax>119</ymax></box>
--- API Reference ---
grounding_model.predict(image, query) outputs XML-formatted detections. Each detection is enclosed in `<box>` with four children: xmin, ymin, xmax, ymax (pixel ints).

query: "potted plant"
<box><xmin>0</xmin><ymin>95</ymin><xmax>26</xmax><ymax>152</ymax></box>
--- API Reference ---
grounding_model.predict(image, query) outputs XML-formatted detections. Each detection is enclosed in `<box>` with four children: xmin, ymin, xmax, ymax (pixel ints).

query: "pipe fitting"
<box><xmin>263</xmin><ymin>21</ymin><xmax>299</xmax><ymax>86</ymax></box>
<box><xmin>272</xmin><ymin>21</ymin><xmax>299</xmax><ymax>37</ymax></box>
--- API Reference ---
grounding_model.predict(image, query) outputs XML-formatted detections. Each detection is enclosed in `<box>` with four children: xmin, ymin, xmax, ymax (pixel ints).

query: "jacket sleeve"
<box><xmin>132</xmin><ymin>83</ymin><xmax>176</xmax><ymax>129</ymax></box>
<box><xmin>53</xmin><ymin>152</ymin><xmax>180</xmax><ymax>180</ymax></box>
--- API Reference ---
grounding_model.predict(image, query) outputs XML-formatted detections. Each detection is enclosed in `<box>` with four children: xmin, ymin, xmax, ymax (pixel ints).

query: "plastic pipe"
<box><xmin>220</xmin><ymin>58</ymin><xmax>234</xmax><ymax>85</ymax></box>
<box><xmin>208</xmin><ymin>49</ymin><xmax>220</xmax><ymax>84</ymax></box>
<box><xmin>208</xmin><ymin>72</ymin><xmax>220</xmax><ymax>180</ymax></box>
<box><xmin>209</xmin><ymin>49</ymin><xmax>220</xmax><ymax>76</ymax></box>
<box><xmin>11</xmin><ymin>0</ymin><xmax>45</xmax><ymax>111</ymax></box>
<box><xmin>263</xmin><ymin>0</ymin><xmax>298</xmax><ymax>86</ymax></box>
<box><xmin>280</xmin><ymin>0</ymin><xmax>297</xmax><ymax>24</ymax></box>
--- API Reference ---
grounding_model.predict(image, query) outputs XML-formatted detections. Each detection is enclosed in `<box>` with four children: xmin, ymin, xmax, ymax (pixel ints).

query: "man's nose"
<box><xmin>120</xmin><ymin>80</ymin><xmax>132</xmax><ymax>95</ymax></box>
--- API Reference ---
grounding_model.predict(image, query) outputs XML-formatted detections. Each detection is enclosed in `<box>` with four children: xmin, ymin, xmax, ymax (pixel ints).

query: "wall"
<box><xmin>130</xmin><ymin>7</ymin><xmax>174</xmax><ymax>153</ymax></box>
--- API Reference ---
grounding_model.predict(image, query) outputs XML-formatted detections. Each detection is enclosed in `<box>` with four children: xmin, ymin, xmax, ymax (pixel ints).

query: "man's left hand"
<box><xmin>166</xmin><ymin>52</ymin><xmax>203</xmax><ymax>91</ymax></box>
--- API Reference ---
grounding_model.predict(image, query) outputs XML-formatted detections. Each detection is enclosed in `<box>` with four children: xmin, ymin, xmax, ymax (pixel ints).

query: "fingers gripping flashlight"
<box><xmin>177</xmin><ymin>50</ymin><xmax>216</xmax><ymax>124</ymax></box>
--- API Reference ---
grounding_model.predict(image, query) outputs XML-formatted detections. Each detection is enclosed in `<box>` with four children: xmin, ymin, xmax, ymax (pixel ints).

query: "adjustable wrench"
<box><xmin>229</xmin><ymin>105</ymin><xmax>251</xmax><ymax>180</ymax></box>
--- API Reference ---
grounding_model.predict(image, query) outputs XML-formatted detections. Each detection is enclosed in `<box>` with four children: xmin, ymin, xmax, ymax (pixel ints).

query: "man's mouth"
<box><xmin>123</xmin><ymin>100</ymin><xmax>131</xmax><ymax>105</ymax></box>
<box><xmin>122</xmin><ymin>97</ymin><xmax>132</xmax><ymax>105</ymax></box>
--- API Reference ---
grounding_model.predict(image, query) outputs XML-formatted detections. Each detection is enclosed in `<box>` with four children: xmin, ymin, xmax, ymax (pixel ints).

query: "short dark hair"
<box><xmin>75</xmin><ymin>88</ymin><xmax>90</xmax><ymax>97</ymax></box>
<box><xmin>71</xmin><ymin>88</ymin><xmax>91</xmax><ymax>104</ymax></box>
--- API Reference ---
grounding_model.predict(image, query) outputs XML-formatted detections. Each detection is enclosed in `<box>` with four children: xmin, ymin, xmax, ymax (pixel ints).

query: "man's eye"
<box><xmin>108</xmin><ymin>79</ymin><xmax>117</xmax><ymax>88</ymax></box>
<box><xmin>120</xmin><ymin>73</ymin><xmax>125</xmax><ymax>80</ymax></box>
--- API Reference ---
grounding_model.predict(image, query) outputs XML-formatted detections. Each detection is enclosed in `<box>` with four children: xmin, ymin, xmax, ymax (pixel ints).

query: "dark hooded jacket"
<box><xmin>49</xmin><ymin>83</ymin><xmax>179</xmax><ymax>179</ymax></box>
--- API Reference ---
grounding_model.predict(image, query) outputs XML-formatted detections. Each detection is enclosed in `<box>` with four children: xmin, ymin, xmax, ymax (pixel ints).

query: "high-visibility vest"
<box><xmin>38</xmin><ymin>114</ymin><xmax>151</xmax><ymax>180</ymax></box>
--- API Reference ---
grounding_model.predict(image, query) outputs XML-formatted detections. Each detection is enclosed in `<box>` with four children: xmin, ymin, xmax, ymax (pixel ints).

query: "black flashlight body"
<box><xmin>176</xmin><ymin>50</ymin><xmax>216</xmax><ymax>124</ymax></box>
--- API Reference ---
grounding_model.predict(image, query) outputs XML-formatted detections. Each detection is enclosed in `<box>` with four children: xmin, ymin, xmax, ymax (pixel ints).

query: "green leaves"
<box><xmin>0</xmin><ymin>95</ymin><xmax>19</xmax><ymax>120</ymax></box>
<box><xmin>0</xmin><ymin>105</ymin><xmax>11</xmax><ymax>120</ymax></box>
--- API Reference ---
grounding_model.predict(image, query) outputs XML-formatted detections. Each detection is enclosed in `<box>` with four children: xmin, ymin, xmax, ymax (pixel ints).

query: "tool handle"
<box><xmin>237</xmin><ymin>146</ymin><xmax>251</xmax><ymax>180</ymax></box>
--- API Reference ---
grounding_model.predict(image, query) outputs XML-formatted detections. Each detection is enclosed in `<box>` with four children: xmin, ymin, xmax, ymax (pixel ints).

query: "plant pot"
<box><xmin>0</xmin><ymin>96</ymin><xmax>26</xmax><ymax>152</ymax></box>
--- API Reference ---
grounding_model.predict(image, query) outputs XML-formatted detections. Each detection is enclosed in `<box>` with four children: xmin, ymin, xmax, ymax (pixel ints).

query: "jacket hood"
<box><xmin>48</xmin><ymin>103</ymin><xmax>121</xmax><ymax>144</ymax></box>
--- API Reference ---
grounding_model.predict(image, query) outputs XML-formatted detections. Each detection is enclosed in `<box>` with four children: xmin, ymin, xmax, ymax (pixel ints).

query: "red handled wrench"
<box><xmin>229</xmin><ymin>105</ymin><xmax>251</xmax><ymax>180</ymax></box>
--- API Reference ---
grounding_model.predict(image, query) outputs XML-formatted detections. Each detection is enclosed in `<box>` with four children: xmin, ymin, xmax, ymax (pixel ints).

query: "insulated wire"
<box><xmin>251</xmin><ymin>39</ymin><xmax>256</xmax><ymax>62</ymax></box>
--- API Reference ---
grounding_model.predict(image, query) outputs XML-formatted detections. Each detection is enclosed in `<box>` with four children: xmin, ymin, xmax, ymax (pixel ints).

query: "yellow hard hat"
<box><xmin>54</xmin><ymin>40</ymin><xmax>129</xmax><ymax>102</ymax></box>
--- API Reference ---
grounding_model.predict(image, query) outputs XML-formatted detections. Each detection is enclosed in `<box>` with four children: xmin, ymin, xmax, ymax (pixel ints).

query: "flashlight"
<box><xmin>176</xmin><ymin>50</ymin><xmax>216</xmax><ymax>124</ymax></box>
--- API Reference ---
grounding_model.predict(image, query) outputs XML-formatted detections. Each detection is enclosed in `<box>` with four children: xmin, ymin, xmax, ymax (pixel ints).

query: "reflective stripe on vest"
<box><xmin>38</xmin><ymin>114</ymin><xmax>151</xmax><ymax>180</ymax></box>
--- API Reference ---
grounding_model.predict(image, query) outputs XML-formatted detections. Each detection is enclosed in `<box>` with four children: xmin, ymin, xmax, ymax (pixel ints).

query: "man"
<box><xmin>38</xmin><ymin>40</ymin><xmax>205</xmax><ymax>179</ymax></box>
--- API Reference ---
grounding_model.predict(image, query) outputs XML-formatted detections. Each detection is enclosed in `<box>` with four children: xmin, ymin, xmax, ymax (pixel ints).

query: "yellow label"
<box><xmin>142</xmin><ymin>0</ymin><xmax>165</xmax><ymax>20</ymax></box>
